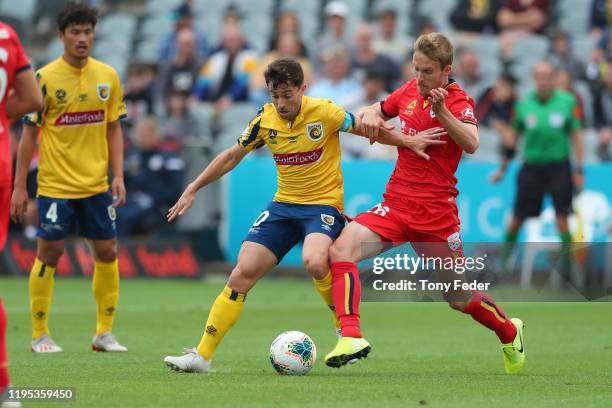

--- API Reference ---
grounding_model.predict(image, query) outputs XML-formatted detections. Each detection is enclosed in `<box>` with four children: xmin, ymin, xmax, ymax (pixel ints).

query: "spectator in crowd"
<box><xmin>118</xmin><ymin>117</ymin><xmax>185</xmax><ymax>236</ymax></box>
<box><xmin>371</xmin><ymin>2</ymin><xmax>412</xmax><ymax>65</ymax></box>
<box><xmin>342</xmin><ymin>69</ymin><xmax>397</xmax><ymax>159</ymax></box>
<box><xmin>159</xmin><ymin>2</ymin><xmax>208</xmax><ymax>63</ymax></box>
<box><xmin>593</xmin><ymin>63</ymin><xmax>612</xmax><ymax>161</ymax></box>
<box><xmin>455</xmin><ymin>48</ymin><xmax>492</xmax><ymax>103</ymax></box>
<box><xmin>496</xmin><ymin>0</ymin><xmax>550</xmax><ymax>59</ymax></box>
<box><xmin>477</xmin><ymin>72</ymin><xmax>517</xmax><ymax>153</ymax></box>
<box><xmin>586</xmin><ymin>39</ymin><xmax>610</xmax><ymax>85</ymax></box>
<box><xmin>123</xmin><ymin>63</ymin><xmax>157</xmax><ymax>128</ymax></box>
<box><xmin>158</xmin><ymin>28</ymin><xmax>203</xmax><ymax>103</ymax></box>
<box><xmin>549</xmin><ymin>32</ymin><xmax>586</xmax><ymax>80</ymax></box>
<box><xmin>251</xmin><ymin>33</ymin><xmax>313</xmax><ymax>106</ymax></box>
<box><xmin>590</xmin><ymin>0</ymin><xmax>612</xmax><ymax>41</ymax></box>
<box><xmin>352</xmin><ymin>23</ymin><xmax>401</xmax><ymax>92</ymax></box>
<box><xmin>307</xmin><ymin>46</ymin><xmax>360</xmax><ymax>107</ymax></box>
<box><xmin>477</xmin><ymin>72</ymin><xmax>517</xmax><ymax>125</ymax></box>
<box><xmin>193</xmin><ymin>24</ymin><xmax>257</xmax><ymax>114</ymax></box>
<box><xmin>450</xmin><ymin>0</ymin><xmax>502</xmax><ymax>33</ymax></box>
<box><xmin>313</xmin><ymin>1</ymin><xmax>353</xmax><ymax>74</ymax></box>
<box><xmin>554</xmin><ymin>68</ymin><xmax>586</xmax><ymax>126</ymax></box>
<box><xmin>267</xmin><ymin>8</ymin><xmax>308</xmax><ymax>57</ymax></box>
<box><xmin>160</xmin><ymin>90</ymin><xmax>205</xmax><ymax>153</ymax></box>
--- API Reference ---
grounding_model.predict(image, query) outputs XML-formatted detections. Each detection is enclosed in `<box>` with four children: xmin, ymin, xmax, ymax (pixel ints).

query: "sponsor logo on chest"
<box><xmin>273</xmin><ymin>148</ymin><xmax>323</xmax><ymax>166</ymax></box>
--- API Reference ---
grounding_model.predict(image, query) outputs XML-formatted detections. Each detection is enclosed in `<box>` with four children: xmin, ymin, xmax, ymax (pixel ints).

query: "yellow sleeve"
<box><xmin>325</xmin><ymin>100</ymin><xmax>354</xmax><ymax>134</ymax></box>
<box><xmin>108</xmin><ymin>70</ymin><xmax>127</xmax><ymax>122</ymax></box>
<box><xmin>22</xmin><ymin>71</ymin><xmax>47</xmax><ymax>127</ymax></box>
<box><xmin>236</xmin><ymin>107</ymin><xmax>266</xmax><ymax>152</ymax></box>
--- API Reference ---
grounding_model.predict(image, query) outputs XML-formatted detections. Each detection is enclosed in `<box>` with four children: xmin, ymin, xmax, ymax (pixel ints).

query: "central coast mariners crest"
<box><xmin>97</xmin><ymin>83</ymin><xmax>110</xmax><ymax>101</ymax></box>
<box><xmin>321</xmin><ymin>214</ymin><xmax>335</xmax><ymax>226</ymax></box>
<box><xmin>307</xmin><ymin>122</ymin><xmax>323</xmax><ymax>141</ymax></box>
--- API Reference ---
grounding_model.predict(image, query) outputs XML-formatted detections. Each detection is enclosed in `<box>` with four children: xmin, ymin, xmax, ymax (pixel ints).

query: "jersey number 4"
<box><xmin>46</xmin><ymin>202</ymin><xmax>59</xmax><ymax>223</ymax></box>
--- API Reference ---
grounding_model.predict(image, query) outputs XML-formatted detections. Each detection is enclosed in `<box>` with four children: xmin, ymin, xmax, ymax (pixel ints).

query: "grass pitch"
<box><xmin>1</xmin><ymin>277</ymin><xmax>611</xmax><ymax>407</ymax></box>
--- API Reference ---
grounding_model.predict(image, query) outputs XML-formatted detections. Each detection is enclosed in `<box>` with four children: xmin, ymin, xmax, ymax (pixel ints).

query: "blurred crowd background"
<box><xmin>2</xmin><ymin>0</ymin><xmax>611</xmax><ymax>261</ymax></box>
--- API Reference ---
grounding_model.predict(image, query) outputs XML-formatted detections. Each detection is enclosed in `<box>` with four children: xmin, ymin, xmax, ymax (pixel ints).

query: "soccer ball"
<box><xmin>269</xmin><ymin>331</ymin><xmax>316</xmax><ymax>375</ymax></box>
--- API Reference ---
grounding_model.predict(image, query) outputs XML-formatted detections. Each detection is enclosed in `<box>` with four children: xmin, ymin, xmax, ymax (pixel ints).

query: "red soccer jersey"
<box><xmin>380</xmin><ymin>78</ymin><xmax>477</xmax><ymax>203</ymax></box>
<box><xmin>0</xmin><ymin>22</ymin><xmax>31</xmax><ymax>186</ymax></box>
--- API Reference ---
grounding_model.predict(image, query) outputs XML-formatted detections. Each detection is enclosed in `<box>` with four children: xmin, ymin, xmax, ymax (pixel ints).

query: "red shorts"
<box><xmin>0</xmin><ymin>186</ymin><xmax>9</xmax><ymax>251</ymax></box>
<box><xmin>353</xmin><ymin>197</ymin><xmax>463</xmax><ymax>257</ymax></box>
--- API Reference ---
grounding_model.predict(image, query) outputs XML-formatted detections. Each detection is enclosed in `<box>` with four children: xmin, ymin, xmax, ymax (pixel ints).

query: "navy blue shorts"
<box><xmin>37</xmin><ymin>191</ymin><xmax>117</xmax><ymax>241</ymax></box>
<box><xmin>244</xmin><ymin>202</ymin><xmax>345</xmax><ymax>262</ymax></box>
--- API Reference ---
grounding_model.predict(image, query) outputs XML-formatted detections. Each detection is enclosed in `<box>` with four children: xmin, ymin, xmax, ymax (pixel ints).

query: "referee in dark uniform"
<box><xmin>492</xmin><ymin>61</ymin><xmax>584</xmax><ymax>259</ymax></box>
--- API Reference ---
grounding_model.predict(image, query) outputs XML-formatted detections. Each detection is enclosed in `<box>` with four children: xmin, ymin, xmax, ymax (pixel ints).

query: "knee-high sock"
<box><xmin>463</xmin><ymin>291</ymin><xmax>517</xmax><ymax>344</ymax></box>
<box><xmin>331</xmin><ymin>261</ymin><xmax>362</xmax><ymax>338</ymax></box>
<box><xmin>313</xmin><ymin>272</ymin><xmax>340</xmax><ymax>329</ymax></box>
<box><xmin>29</xmin><ymin>258</ymin><xmax>55</xmax><ymax>339</ymax></box>
<box><xmin>92</xmin><ymin>259</ymin><xmax>120</xmax><ymax>336</ymax></box>
<box><xmin>197</xmin><ymin>286</ymin><xmax>246</xmax><ymax>360</ymax></box>
<box><xmin>0</xmin><ymin>299</ymin><xmax>9</xmax><ymax>390</ymax></box>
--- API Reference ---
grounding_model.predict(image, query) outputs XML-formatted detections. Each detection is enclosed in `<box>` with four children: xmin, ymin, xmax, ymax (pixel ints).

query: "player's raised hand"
<box><xmin>10</xmin><ymin>186</ymin><xmax>29</xmax><ymax>223</ymax></box>
<box><xmin>167</xmin><ymin>187</ymin><xmax>196</xmax><ymax>222</ymax></box>
<box><xmin>111</xmin><ymin>177</ymin><xmax>126</xmax><ymax>208</ymax></box>
<box><xmin>407</xmin><ymin>127</ymin><xmax>447</xmax><ymax>160</ymax></box>
<box><xmin>428</xmin><ymin>88</ymin><xmax>448</xmax><ymax>110</ymax></box>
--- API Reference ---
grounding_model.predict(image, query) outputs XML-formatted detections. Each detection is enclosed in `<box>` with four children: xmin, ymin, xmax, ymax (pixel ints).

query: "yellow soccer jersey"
<box><xmin>24</xmin><ymin>57</ymin><xmax>126</xmax><ymax>198</ymax></box>
<box><xmin>237</xmin><ymin>96</ymin><xmax>354</xmax><ymax>212</ymax></box>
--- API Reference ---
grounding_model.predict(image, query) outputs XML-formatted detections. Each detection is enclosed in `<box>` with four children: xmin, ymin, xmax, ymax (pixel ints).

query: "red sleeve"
<box><xmin>380</xmin><ymin>82</ymin><xmax>408</xmax><ymax>118</ymax></box>
<box><xmin>11</xmin><ymin>27</ymin><xmax>31</xmax><ymax>73</ymax></box>
<box><xmin>448</xmin><ymin>92</ymin><xmax>478</xmax><ymax>126</ymax></box>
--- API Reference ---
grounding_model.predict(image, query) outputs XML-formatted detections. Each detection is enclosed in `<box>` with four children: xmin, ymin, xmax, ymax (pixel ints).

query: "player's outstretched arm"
<box><xmin>10</xmin><ymin>124</ymin><xmax>38</xmax><ymax>223</ymax></box>
<box><xmin>6</xmin><ymin>69</ymin><xmax>43</xmax><ymax>120</ymax></box>
<box><xmin>167</xmin><ymin>144</ymin><xmax>249</xmax><ymax>222</ymax></box>
<box><xmin>355</xmin><ymin>103</ymin><xmax>392</xmax><ymax>144</ymax></box>
<box><xmin>351</xmin><ymin>115</ymin><xmax>446</xmax><ymax>160</ymax></box>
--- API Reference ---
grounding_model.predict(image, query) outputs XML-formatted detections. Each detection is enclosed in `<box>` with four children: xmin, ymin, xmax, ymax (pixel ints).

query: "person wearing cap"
<box><xmin>313</xmin><ymin>1</ymin><xmax>353</xmax><ymax>74</ymax></box>
<box><xmin>159</xmin><ymin>2</ymin><xmax>208</xmax><ymax>63</ymax></box>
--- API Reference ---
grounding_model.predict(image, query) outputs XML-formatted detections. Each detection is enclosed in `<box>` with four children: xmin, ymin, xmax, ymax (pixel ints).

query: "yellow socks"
<box><xmin>197</xmin><ymin>286</ymin><xmax>246</xmax><ymax>360</ymax></box>
<box><xmin>29</xmin><ymin>258</ymin><xmax>55</xmax><ymax>339</ymax></box>
<box><xmin>313</xmin><ymin>271</ymin><xmax>341</xmax><ymax>329</ymax></box>
<box><xmin>92</xmin><ymin>259</ymin><xmax>119</xmax><ymax>336</ymax></box>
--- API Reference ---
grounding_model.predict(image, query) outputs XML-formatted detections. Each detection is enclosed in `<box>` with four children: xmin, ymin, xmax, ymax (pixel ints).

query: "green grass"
<box><xmin>1</xmin><ymin>277</ymin><xmax>612</xmax><ymax>408</ymax></box>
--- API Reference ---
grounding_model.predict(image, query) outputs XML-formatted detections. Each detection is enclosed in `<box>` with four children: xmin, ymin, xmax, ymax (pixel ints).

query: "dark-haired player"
<box><xmin>163</xmin><ymin>58</ymin><xmax>444</xmax><ymax>372</ymax></box>
<box><xmin>11</xmin><ymin>1</ymin><xmax>128</xmax><ymax>353</ymax></box>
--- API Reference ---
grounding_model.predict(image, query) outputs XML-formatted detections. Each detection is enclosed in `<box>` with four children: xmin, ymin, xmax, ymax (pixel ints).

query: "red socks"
<box><xmin>0</xmin><ymin>299</ymin><xmax>9</xmax><ymax>391</ymax></box>
<box><xmin>464</xmin><ymin>291</ymin><xmax>517</xmax><ymax>344</ymax></box>
<box><xmin>331</xmin><ymin>261</ymin><xmax>362</xmax><ymax>338</ymax></box>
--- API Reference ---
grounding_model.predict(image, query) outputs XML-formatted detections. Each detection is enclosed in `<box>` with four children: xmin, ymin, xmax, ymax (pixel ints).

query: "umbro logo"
<box><xmin>105</xmin><ymin>306</ymin><xmax>116</xmax><ymax>316</ymax></box>
<box><xmin>35</xmin><ymin>311</ymin><xmax>46</xmax><ymax>320</ymax></box>
<box><xmin>206</xmin><ymin>325</ymin><xmax>217</xmax><ymax>336</ymax></box>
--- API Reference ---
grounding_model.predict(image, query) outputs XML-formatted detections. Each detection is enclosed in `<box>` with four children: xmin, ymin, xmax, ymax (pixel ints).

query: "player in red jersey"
<box><xmin>0</xmin><ymin>21</ymin><xmax>43</xmax><ymax>407</ymax></box>
<box><xmin>324</xmin><ymin>33</ymin><xmax>526</xmax><ymax>374</ymax></box>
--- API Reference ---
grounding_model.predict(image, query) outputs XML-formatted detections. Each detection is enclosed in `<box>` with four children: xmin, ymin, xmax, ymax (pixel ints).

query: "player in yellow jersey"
<box><xmin>10</xmin><ymin>2</ymin><xmax>128</xmax><ymax>353</ymax></box>
<box><xmin>164</xmin><ymin>58</ymin><xmax>444</xmax><ymax>372</ymax></box>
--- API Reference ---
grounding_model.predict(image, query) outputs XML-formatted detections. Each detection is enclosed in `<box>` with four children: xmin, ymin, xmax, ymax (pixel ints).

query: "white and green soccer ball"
<box><xmin>269</xmin><ymin>331</ymin><xmax>316</xmax><ymax>375</ymax></box>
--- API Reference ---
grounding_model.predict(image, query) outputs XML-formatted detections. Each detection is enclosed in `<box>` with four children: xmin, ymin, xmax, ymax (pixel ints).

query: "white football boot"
<box><xmin>91</xmin><ymin>332</ymin><xmax>128</xmax><ymax>352</ymax></box>
<box><xmin>31</xmin><ymin>334</ymin><xmax>62</xmax><ymax>353</ymax></box>
<box><xmin>164</xmin><ymin>348</ymin><xmax>212</xmax><ymax>373</ymax></box>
